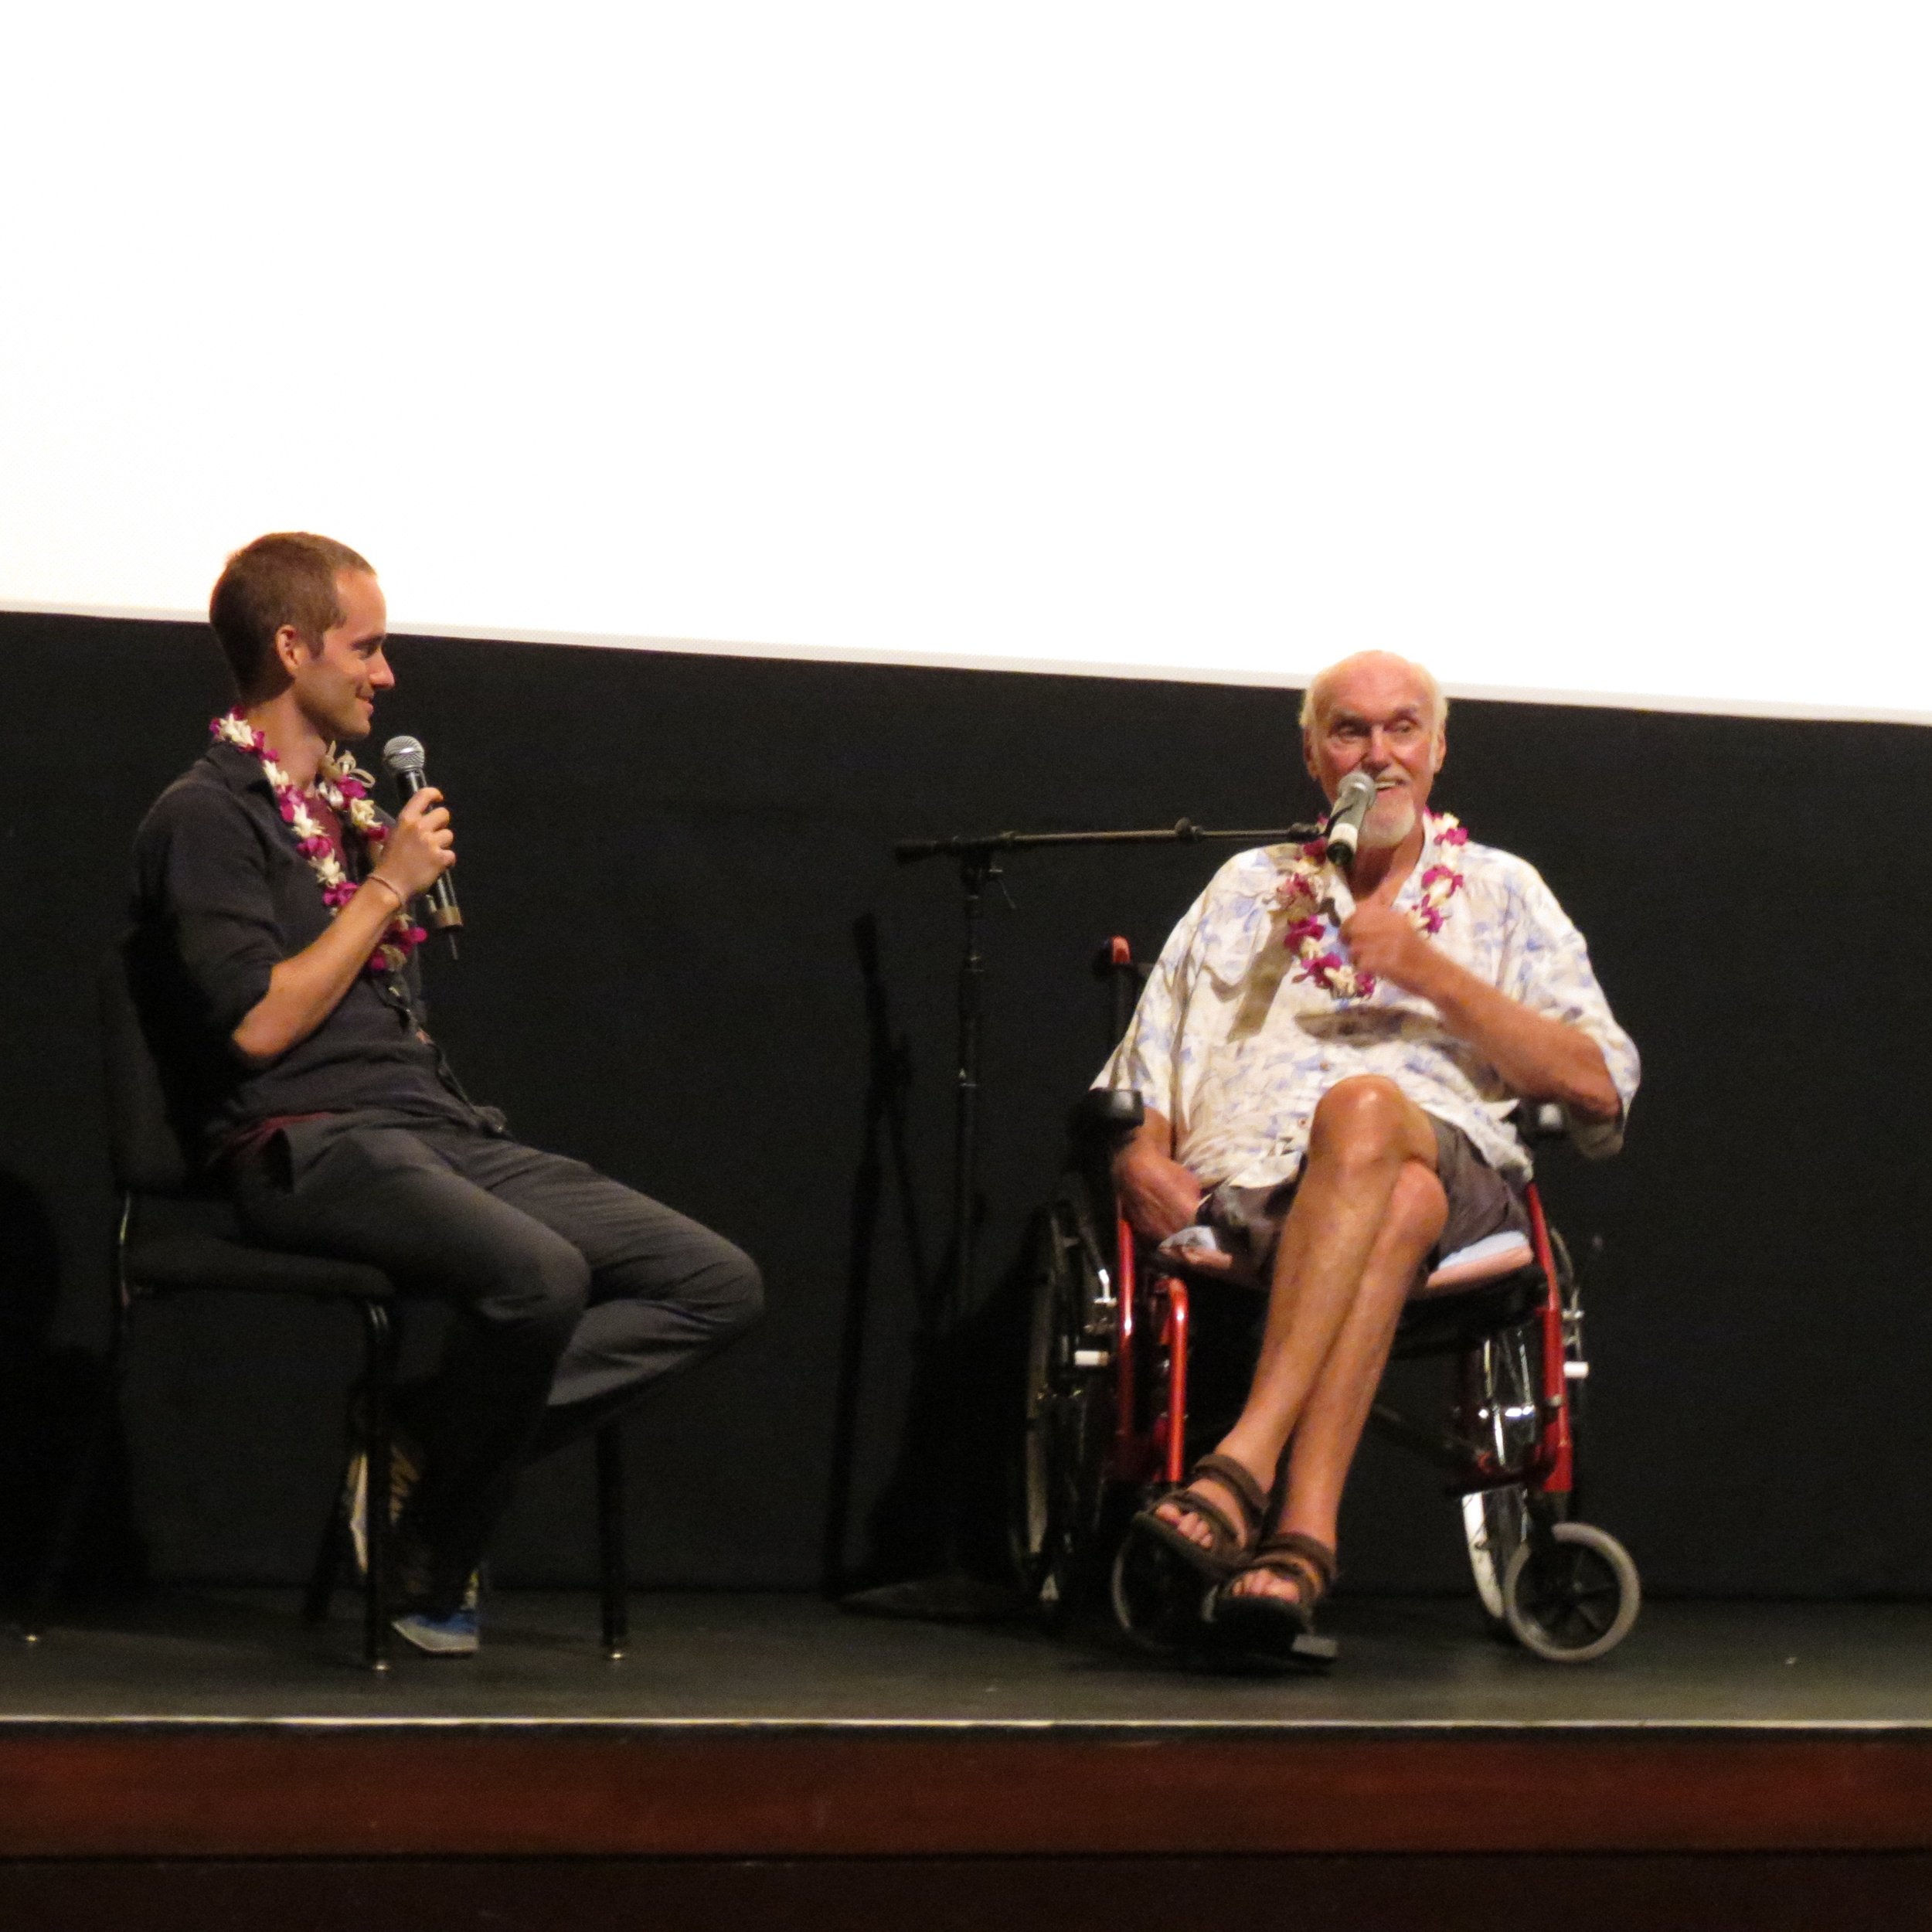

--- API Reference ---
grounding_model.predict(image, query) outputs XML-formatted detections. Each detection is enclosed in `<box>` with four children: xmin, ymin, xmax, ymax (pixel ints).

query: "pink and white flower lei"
<box><xmin>1272</xmin><ymin>811</ymin><xmax>1469</xmax><ymax>1002</ymax></box>
<box><xmin>211</xmin><ymin>711</ymin><xmax>427</xmax><ymax>976</ymax></box>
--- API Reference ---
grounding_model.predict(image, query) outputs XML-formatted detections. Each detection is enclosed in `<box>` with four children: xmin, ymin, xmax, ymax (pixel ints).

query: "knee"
<box><xmin>1308</xmin><ymin>1077</ymin><xmax>1410</xmax><ymax>1165</ymax></box>
<box><xmin>689</xmin><ymin>1237</ymin><xmax>765</xmax><ymax>1343</ymax></box>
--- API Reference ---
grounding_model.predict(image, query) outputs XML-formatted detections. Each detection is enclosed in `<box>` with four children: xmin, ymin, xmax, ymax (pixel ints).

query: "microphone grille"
<box><xmin>382</xmin><ymin>735</ymin><xmax>426</xmax><ymax>776</ymax></box>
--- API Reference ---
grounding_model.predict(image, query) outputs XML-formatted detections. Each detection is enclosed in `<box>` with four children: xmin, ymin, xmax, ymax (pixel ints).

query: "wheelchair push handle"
<box><xmin>1072</xmin><ymin>1087</ymin><xmax>1145</xmax><ymax>1141</ymax></box>
<box><xmin>1093</xmin><ymin>936</ymin><xmax>1147</xmax><ymax>1039</ymax></box>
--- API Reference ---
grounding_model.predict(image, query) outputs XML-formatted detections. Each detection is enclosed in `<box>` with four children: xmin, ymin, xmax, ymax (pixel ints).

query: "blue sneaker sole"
<box><xmin>390</xmin><ymin>1611</ymin><xmax>479</xmax><ymax>1657</ymax></box>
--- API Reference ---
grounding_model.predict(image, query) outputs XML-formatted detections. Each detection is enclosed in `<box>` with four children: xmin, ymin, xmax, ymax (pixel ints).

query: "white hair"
<box><xmin>1298</xmin><ymin>652</ymin><xmax>1447</xmax><ymax>735</ymax></box>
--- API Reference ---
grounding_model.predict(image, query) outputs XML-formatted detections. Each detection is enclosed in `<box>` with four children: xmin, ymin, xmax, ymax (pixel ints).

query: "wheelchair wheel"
<box><xmin>1108</xmin><ymin>1520</ymin><xmax>1206</xmax><ymax>1655</ymax></box>
<box><xmin>1014</xmin><ymin>1184</ymin><xmax>1117</xmax><ymax>1613</ymax></box>
<box><xmin>1459</xmin><ymin>1322</ymin><xmax>1543</xmax><ymax>1625</ymax></box>
<box><xmin>1502</xmin><ymin>1520</ymin><xmax>1641</xmax><ymax>1662</ymax></box>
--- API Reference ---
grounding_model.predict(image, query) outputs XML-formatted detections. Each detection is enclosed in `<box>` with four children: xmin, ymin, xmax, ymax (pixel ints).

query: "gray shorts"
<box><xmin>1200</xmin><ymin>1117</ymin><xmax>1527</xmax><ymax>1287</ymax></box>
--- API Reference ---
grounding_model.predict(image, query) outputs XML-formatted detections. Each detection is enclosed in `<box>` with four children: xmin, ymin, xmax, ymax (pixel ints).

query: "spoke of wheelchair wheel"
<box><xmin>1526</xmin><ymin>1573</ymin><xmax>1594</xmax><ymax>1614</ymax></box>
<box><xmin>1528</xmin><ymin>1595</ymin><xmax>1604</xmax><ymax>1641</ymax></box>
<box><xmin>1558</xmin><ymin>1596</ymin><xmax>1611</xmax><ymax>1633</ymax></box>
<box><xmin>1525</xmin><ymin>1577</ymin><xmax>1619</xmax><ymax>1636</ymax></box>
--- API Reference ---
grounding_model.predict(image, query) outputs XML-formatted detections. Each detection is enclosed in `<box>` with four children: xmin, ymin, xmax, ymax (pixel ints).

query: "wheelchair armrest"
<box><xmin>1070</xmin><ymin>1087</ymin><xmax>1145</xmax><ymax>1141</ymax></box>
<box><xmin>1508</xmin><ymin>1100</ymin><xmax>1568</xmax><ymax>1143</ymax></box>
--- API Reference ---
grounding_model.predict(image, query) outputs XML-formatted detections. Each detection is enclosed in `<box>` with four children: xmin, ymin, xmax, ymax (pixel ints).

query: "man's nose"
<box><xmin>1360</xmin><ymin>728</ymin><xmax>1393</xmax><ymax>766</ymax></box>
<box><xmin>368</xmin><ymin>651</ymin><xmax>396</xmax><ymax>689</ymax></box>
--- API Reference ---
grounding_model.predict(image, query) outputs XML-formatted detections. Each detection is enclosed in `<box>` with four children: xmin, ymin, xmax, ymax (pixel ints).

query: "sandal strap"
<box><xmin>1189</xmin><ymin>1453</ymin><xmax>1269</xmax><ymax>1539</ymax></box>
<box><xmin>1163</xmin><ymin>1485</ymin><xmax>1243</xmax><ymax>1553</ymax></box>
<box><xmin>1250</xmin><ymin>1531</ymin><xmax>1338</xmax><ymax>1597</ymax></box>
<box><xmin>1148</xmin><ymin>1453</ymin><xmax>1270</xmax><ymax>1563</ymax></box>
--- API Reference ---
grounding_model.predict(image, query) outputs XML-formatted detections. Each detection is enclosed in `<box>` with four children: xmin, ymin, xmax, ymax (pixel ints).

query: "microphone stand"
<box><xmin>842</xmin><ymin>818</ymin><xmax>1318</xmax><ymax>1621</ymax></box>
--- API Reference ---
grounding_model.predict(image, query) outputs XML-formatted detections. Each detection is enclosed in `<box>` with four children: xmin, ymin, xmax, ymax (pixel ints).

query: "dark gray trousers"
<box><xmin>230</xmin><ymin>1111</ymin><xmax>762</xmax><ymax>1607</ymax></box>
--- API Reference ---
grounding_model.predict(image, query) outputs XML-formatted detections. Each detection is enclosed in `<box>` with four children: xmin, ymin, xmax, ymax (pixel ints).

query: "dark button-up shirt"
<box><xmin>130</xmin><ymin>740</ymin><xmax>478</xmax><ymax>1158</ymax></box>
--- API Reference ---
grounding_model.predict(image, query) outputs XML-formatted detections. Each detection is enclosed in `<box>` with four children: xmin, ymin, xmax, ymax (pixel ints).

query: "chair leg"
<box><xmin>301</xmin><ymin>1444</ymin><xmax>349</xmax><ymax>1627</ymax></box>
<box><xmin>22</xmin><ymin>1308</ymin><xmax>128</xmax><ymax>1640</ymax></box>
<box><xmin>595</xmin><ymin>1423</ymin><xmax>628</xmax><ymax>1659</ymax></box>
<box><xmin>360</xmin><ymin>1301</ymin><xmax>396</xmax><ymax>1672</ymax></box>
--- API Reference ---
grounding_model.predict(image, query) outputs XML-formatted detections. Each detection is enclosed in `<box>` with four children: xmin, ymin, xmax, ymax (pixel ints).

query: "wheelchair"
<box><xmin>1013</xmin><ymin>937</ymin><xmax>1641</xmax><ymax>1665</ymax></box>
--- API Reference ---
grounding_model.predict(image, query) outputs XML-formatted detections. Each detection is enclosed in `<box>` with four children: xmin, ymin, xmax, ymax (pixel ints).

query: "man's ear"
<box><xmin>1431</xmin><ymin>727</ymin><xmax>1447</xmax><ymax>774</ymax></box>
<box><xmin>1302</xmin><ymin>730</ymin><xmax>1318</xmax><ymax>782</ymax></box>
<box><xmin>270</xmin><ymin>624</ymin><xmax>311</xmax><ymax>679</ymax></box>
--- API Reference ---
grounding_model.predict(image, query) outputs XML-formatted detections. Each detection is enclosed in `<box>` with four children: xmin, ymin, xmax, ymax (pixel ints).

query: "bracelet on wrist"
<box><xmin>366</xmin><ymin>874</ymin><xmax>406</xmax><ymax>911</ymax></box>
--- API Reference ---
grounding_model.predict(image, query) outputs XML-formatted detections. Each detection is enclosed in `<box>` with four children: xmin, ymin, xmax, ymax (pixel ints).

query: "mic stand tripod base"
<box><xmin>832</xmin><ymin>854</ymin><xmax>1030</xmax><ymax>1628</ymax></box>
<box><xmin>839</xmin><ymin>1570</ymin><xmax>1029</xmax><ymax>1623</ymax></box>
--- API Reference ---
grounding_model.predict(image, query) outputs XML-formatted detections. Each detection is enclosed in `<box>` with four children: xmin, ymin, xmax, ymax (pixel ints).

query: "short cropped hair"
<box><xmin>1298</xmin><ymin>652</ymin><xmax>1447</xmax><ymax>736</ymax></box>
<box><xmin>208</xmin><ymin>532</ymin><xmax>375</xmax><ymax>699</ymax></box>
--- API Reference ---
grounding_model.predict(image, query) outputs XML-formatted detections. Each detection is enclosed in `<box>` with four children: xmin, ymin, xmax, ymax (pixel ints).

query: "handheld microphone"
<box><xmin>1322</xmin><ymin>768</ymin><xmax>1378</xmax><ymax>870</ymax></box>
<box><xmin>380</xmin><ymin>736</ymin><xmax>463</xmax><ymax>952</ymax></box>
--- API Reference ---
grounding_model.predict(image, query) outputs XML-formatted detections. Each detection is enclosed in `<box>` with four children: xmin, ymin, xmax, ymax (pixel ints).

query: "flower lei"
<box><xmin>1273</xmin><ymin>811</ymin><xmax>1469</xmax><ymax>1002</ymax></box>
<box><xmin>211</xmin><ymin>711</ymin><xmax>427</xmax><ymax>975</ymax></box>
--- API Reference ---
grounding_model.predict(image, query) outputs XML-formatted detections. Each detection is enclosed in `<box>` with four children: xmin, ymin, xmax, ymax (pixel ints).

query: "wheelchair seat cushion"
<box><xmin>1424</xmin><ymin>1230</ymin><xmax>1534</xmax><ymax>1291</ymax></box>
<box><xmin>1391</xmin><ymin>1267</ymin><xmax>1543</xmax><ymax>1359</ymax></box>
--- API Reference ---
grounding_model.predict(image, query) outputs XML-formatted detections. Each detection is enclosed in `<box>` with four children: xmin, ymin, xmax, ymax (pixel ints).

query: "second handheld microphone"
<box><xmin>1321</xmin><ymin>767</ymin><xmax>1379</xmax><ymax>869</ymax></box>
<box><xmin>380</xmin><ymin>735</ymin><xmax>464</xmax><ymax>948</ymax></box>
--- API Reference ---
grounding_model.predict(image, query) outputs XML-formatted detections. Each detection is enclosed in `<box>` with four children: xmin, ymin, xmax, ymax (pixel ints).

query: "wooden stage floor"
<box><xmin>3</xmin><ymin>1590</ymin><xmax>1930</xmax><ymax>1928</ymax></box>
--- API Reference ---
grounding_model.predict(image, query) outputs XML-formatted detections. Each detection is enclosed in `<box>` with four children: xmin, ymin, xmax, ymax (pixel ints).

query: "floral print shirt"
<box><xmin>1095</xmin><ymin>815</ymin><xmax>1639</xmax><ymax>1187</ymax></box>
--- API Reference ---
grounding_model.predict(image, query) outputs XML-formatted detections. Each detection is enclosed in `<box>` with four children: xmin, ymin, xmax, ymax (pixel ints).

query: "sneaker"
<box><xmin>390</xmin><ymin>1605</ymin><xmax>480</xmax><ymax>1657</ymax></box>
<box><xmin>393</xmin><ymin>1536</ymin><xmax>483</xmax><ymax>1623</ymax></box>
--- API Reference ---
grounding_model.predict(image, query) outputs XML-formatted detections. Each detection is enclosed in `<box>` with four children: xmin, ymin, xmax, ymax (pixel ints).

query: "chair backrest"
<box><xmin>98</xmin><ymin>938</ymin><xmax>198</xmax><ymax>1198</ymax></box>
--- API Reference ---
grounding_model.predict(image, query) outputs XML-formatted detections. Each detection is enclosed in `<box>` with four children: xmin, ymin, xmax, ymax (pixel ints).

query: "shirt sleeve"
<box><xmin>1094</xmin><ymin>884</ymin><xmax>1212</xmax><ymax>1121</ymax></box>
<box><xmin>134</xmin><ymin>784</ymin><xmax>284</xmax><ymax>1045</ymax></box>
<box><xmin>1496</xmin><ymin>862</ymin><xmax>1641</xmax><ymax>1158</ymax></box>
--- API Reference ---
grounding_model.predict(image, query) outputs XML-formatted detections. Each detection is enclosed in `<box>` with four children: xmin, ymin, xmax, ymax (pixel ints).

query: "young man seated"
<box><xmin>131</xmin><ymin>532</ymin><xmax>762</xmax><ymax>1654</ymax></box>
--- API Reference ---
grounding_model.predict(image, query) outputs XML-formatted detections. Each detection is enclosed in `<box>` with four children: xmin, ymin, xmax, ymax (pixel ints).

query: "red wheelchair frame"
<box><xmin>1015</xmin><ymin>938</ymin><xmax>1640</xmax><ymax>1664</ymax></box>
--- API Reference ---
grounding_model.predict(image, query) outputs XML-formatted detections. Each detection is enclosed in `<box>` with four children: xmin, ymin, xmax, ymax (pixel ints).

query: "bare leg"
<box><xmin>1227</xmin><ymin>1158</ymin><xmax>1445</xmax><ymax>1600</ymax></box>
<box><xmin>1155</xmin><ymin>1076</ymin><xmax>1440</xmax><ymax>1556</ymax></box>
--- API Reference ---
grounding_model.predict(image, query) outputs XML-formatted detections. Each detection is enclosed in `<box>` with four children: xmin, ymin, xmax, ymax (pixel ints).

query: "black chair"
<box><xmin>26</xmin><ymin>942</ymin><xmax>631</xmax><ymax>1669</ymax></box>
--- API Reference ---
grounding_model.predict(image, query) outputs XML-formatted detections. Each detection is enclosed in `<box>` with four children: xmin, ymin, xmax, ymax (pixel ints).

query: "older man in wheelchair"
<box><xmin>1080</xmin><ymin>651</ymin><xmax>1638</xmax><ymax>1666</ymax></box>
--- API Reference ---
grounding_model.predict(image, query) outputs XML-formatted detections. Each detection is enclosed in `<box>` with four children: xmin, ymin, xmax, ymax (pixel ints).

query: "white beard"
<box><xmin>1357</xmin><ymin>790</ymin><xmax>1417</xmax><ymax>851</ymax></box>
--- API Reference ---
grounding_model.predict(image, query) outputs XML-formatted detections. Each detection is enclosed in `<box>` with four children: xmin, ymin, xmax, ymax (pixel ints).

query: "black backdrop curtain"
<box><xmin>2</xmin><ymin>609</ymin><xmax>1923</xmax><ymax>1597</ymax></box>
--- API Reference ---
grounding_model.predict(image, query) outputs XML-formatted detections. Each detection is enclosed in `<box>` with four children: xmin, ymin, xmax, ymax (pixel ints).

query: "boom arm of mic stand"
<box><xmin>893</xmin><ymin>818</ymin><xmax>1322</xmax><ymax>862</ymax></box>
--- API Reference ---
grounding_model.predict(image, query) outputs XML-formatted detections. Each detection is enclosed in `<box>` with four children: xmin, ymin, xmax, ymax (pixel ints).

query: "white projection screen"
<box><xmin>3</xmin><ymin>3</ymin><xmax>1927</xmax><ymax>720</ymax></box>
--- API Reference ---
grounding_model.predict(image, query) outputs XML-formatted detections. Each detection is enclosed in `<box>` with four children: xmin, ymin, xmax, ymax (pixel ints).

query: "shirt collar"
<box><xmin>203</xmin><ymin>737</ymin><xmax>275</xmax><ymax>799</ymax></box>
<box><xmin>1392</xmin><ymin>814</ymin><xmax>1440</xmax><ymax>906</ymax></box>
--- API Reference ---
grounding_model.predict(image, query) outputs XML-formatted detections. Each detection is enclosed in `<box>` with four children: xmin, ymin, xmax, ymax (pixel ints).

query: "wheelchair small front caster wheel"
<box><xmin>1502</xmin><ymin>1519</ymin><xmax>1640</xmax><ymax>1662</ymax></box>
<box><xmin>1109</xmin><ymin>1532</ymin><xmax>1205</xmax><ymax>1656</ymax></box>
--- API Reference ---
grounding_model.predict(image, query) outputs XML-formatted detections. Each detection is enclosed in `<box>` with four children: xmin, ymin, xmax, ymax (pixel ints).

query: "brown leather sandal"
<box><xmin>1205</xmin><ymin>1532</ymin><xmax>1341</xmax><ymax>1665</ymax></box>
<box><xmin>1128</xmin><ymin>1452</ymin><xmax>1270</xmax><ymax>1582</ymax></box>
